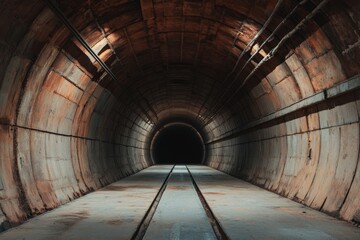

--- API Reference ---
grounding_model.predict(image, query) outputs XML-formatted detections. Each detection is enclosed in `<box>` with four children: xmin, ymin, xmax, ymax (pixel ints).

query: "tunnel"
<box><xmin>0</xmin><ymin>0</ymin><xmax>360</xmax><ymax>239</ymax></box>
<box><xmin>151</xmin><ymin>123</ymin><xmax>205</xmax><ymax>164</ymax></box>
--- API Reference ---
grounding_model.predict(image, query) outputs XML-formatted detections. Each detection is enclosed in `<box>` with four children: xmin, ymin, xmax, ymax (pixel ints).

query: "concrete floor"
<box><xmin>0</xmin><ymin>165</ymin><xmax>173</xmax><ymax>240</ymax></box>
<box><xmin>143</xmin><ymin>165</ymin><xmax>217</xmax><ymax>240</ymax></box>
<box><xmin>187</xmin><ymin>165</ymin><xmax>360</xmax><ymax>240</ymax></box>
<box><xmin>0</xmin><ymin>165</ymin><xmax>359</xmax><ymax>240</ymax></box>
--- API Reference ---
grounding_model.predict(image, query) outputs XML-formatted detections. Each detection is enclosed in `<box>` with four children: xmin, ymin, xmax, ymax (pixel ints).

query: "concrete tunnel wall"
<box><xmin>0</xmin><ymin>0</ymin><xmax>359</xmax><ymax>229</ymax></box>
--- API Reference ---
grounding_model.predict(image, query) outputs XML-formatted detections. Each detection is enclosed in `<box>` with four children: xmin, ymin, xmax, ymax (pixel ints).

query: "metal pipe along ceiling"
<box><xmin>0</xmin><ymin>0</ymin><xmax>359</xmax><ymax>233</ymax></box>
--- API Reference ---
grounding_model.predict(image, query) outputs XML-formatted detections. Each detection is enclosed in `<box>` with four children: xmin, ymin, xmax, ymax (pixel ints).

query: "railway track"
<box><xmin>132</xmin><ymin>165</ymin><xmax>228</xmax><ymax>240</ymax></box>
<box><xmin>1</xmin><ymin>165</ymin><xmax>359</xmax><ymax>240</ymax></box>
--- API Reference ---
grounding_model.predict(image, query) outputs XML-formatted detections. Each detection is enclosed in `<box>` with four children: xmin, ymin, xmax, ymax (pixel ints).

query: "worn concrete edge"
<box><xmin>186</xmin><ymin>165</ymin><xmax>230</xmax><ymax>240</ymax></box>
<box><xmin>131</xmin><ymin>165</ymin><xmax>175</xmax><ymax>240</ymax></box>
<box><xmin>206</xmin><ymin>74</ymin><xmax>360</xmax><ymax>145</ymax></box>
<box><xmin>0</xmin><ymin>123</ymin><xmax>149</xmax><ymax>150</ymax></box>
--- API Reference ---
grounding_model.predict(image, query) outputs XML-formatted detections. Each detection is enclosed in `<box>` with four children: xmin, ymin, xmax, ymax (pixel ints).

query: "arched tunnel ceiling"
<box><xmin>0</xmin><ymin>0</ymin><xmax>360</xmax><ymax>228</ymax></box>
<box><xmin>32</xmin><ymin>1</ymin><xmax>355</xmax><ymax>131</ymax></box>
<box><xmin>45</xmin><ymin>0</ymin><xmax>359</xmax><ymax>133</ymax></box>
<box><xmin>2</xmin><ymin>0</ymin><xmax>358</xmax><ymax>133</ymax></box>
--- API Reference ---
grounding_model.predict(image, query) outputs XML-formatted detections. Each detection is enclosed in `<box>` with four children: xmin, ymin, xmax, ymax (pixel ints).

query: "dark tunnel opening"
<box><xmin>151</xmin><ymin>124</ymin><xmax>205</xmax><ymax>165</ymax></box>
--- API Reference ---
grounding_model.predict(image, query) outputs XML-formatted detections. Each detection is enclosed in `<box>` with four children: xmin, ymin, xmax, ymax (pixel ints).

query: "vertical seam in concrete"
<box><xmin>131</xmin><ymin>165</ymin><xmax>175</xmax><ymax>240</ymax></box>
<box><xmin>186</xmin><ymin>165</ymin><xmax>229</xmax><ymax>240</ymax></box>
<box><xmin>338</xmin><ymin>123</ymin><xmax>360</xmax><ymax>215</ymax></box>
<box><xmin>13</xmin><ymin>62</ymin><xmax>35</xmax><ymax>220</ymax></box>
